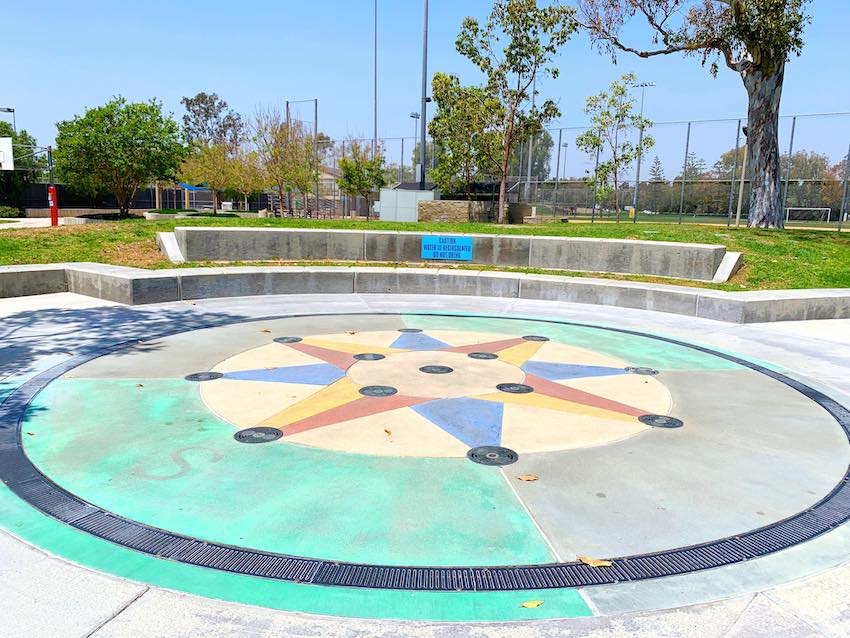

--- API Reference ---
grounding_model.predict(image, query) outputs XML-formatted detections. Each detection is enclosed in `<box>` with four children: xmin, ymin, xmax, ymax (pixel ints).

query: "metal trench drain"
<box><xmin>2</xmin><ymin>312</ymin><xmax>849</xmax><ymax>592</ymax></box>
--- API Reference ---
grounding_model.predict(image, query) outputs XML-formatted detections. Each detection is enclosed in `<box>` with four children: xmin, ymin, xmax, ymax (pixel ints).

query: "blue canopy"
<box><xmin>177</xmin><ymin>182</ymin><xmax>207</xmax><ymax>192</ymax></box>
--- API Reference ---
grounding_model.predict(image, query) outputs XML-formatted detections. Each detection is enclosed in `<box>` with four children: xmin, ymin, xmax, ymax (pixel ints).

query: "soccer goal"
<box><xmin>785</xmin><ymin>207</ymin><xmax>832</xmax><ymax>223</ymax></box>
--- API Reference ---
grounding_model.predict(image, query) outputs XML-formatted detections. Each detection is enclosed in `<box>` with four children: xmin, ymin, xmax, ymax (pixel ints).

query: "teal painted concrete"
<box><xmin>0</xmin><ymin>482</ymin><xmax>592</xmax><ymax>620</ymax></box>
<box><xmin>406</xmin><ymin>314</ymin><xmax>744</xmax><ymax>371</ymax></box>
<box><xmin>23</xmin><ymin>378</ymin><xmax>554</xmax><ymax>567</ymax></box>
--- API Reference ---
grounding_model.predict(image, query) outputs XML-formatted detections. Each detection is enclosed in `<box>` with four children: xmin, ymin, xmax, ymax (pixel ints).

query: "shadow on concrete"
<box><xmin>0</xmin><ymin>304</ymin><xmax>249</xmax><ymax>379</ymax></box>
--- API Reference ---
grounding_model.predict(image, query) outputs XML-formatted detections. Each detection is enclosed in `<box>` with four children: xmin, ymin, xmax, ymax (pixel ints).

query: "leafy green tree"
<box><xmin>180</xmin><ymin>143</ymin><xmax>232</xmax><ymax>212</ymax></box>
<box><xmin>456</xmin><ymin>0</ymin><xmax>576</xmax><ymax>223</ymax></box>
<box><xmin>254</xmin><ymin>108</ymin><xmax>315</xmax><ymax>214</ymax></box>
<box><xmin>648</xmin><ymin>155</ymin><xmax>665</xmax><ymax>181</ymax></box>
<box><xmin>180</xmin><ymin>92</ymin><xmax>243</xmax><ymax>149</ymax></box>
<box><xmin>337</xmin><ymin>140</ymin><xmax>387</xmax><ymax>220</ymax></box>
<box><xmin>228</xmin><ymin>149</ymin><xmax>266</xmax><ymax>211</ymax></box>
<box><xmin>509</xmin><ymin>128</ymin><xmax>554</xmax><ymax>179</ymax></box>
<box><xmin>0</xmin><ymin>122</ymin><xmax>47</xmax><ymax>211</ymax></box>
<box><xmin>54</xmin><ymin>97</ymin><xmax>185</xmax><ymax>216</ymax></box>
<box><xmin>577</xmin><ymin>0</ymin><xmax>812</xmax><ymax>228</ymax></box>
<box><xmin>643</xmin><ymin>155</ymin><xmax>671</xmax><ymax>212</ymax></box>
<box><xmin>575</xmin><ymin>74</ymin><xmax>655</xmax><ymax>217</ymax></box>
<box><xmin>428</xmin><ymin>72</ymin><xmax>500</xmax><ymax>197</ymax></box>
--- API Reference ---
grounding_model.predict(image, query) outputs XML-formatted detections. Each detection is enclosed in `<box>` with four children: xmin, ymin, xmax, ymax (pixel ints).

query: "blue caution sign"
<box><xmin>421</xmin><ymin>235</ymin><xmax>474</xmax><ymax>261</ymax></box>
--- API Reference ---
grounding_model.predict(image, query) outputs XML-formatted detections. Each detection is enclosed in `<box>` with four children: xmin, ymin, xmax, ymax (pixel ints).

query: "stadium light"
<box><xmin>632</xmin><ymin>83</ymin><xmax>655</xmax><ymax>222</ymax></box>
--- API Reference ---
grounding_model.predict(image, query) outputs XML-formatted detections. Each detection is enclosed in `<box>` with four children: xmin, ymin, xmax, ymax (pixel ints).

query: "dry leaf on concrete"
<box><xmin>260</xmin><ymin>329</ymin><xmax>271</xmax><ymax>333</ymax></box>
<box><xmin>578</xmin><ymin>556</ymin><xmax>613</xmax><ymax>568</ymax></box>
<box><xmin>517</xmin><ymin>474</ymin><xmax>539</xmax><ymax>482</ymax></box>
<box><xmin>521</xmin><ymin>600</ymin><xmax>544</xmax><ymax>608</ymax></box>
<box><xmin>384</xmin><ymin>429</ymin><xmax>392</xmax><ymax>437</ymax></box>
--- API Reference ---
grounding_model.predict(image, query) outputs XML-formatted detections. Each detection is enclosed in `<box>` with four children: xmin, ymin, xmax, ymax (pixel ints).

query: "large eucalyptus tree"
<box><xmin>577</xmin><ymin>0</ymin><xmax>811</xmax><ymax>228</ymax></box>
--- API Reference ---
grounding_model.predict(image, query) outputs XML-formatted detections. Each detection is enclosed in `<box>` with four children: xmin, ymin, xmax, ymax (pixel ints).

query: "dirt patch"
<box><xmin>101</xmin><ymin>239</ymin><xmax>169</xmax><ymax>268</ymax></box>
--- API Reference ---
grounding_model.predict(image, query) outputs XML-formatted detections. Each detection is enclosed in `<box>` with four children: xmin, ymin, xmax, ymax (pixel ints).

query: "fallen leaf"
<box><xmin>521</xmin><ymin>600</ymin><xmax>544</xmax><ymax>608</ymax></box>
<box><xmin>578</xmin><ymin>556</ymin><xmax>613</xmax><ymax>568</ymax></box>
<box><xmin>517</xmin><ymin>474</ymin><xmax>539</xmax><ymax>482</ymax></box>
<box><xmin>384</xmin><ymin>429</ymin><xmax>392</xmax><ymax>437</ymax></box>
<box><xmin>347</xmin><ymin>331</ymin><xmax>358</xmax><ymax>335</ymax></box>
<box><xmin>25</xmin><ymin>432</ymin><xmax>35</xmax><ymax>436</ymax></box>
<box><xmin>136</xmin><ymin>383</ymin><xmax>144</xmax><ymax>388</ymax></box>
<box><xmin>260</xmin><ymin>329</ymin><xmax>271</xmax><ymax>334</ymax></box>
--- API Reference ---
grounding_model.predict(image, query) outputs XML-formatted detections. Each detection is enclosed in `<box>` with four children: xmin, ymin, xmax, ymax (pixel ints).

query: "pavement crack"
<box><xmin>83</xmin><ymin>585</ymin><xmax>149</xmax><ymax>637</ymax></box>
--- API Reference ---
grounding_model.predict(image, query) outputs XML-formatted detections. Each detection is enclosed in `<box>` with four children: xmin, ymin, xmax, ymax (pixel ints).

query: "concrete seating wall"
<box><xmin>4</xmin><ymin>262</ymin><xmax>850</xmax><ymax>324</ymax></box>
<box><xmin>174</xmin><ymin>227</ymin><xmax>727</xmax><ymax>282</ymax></box>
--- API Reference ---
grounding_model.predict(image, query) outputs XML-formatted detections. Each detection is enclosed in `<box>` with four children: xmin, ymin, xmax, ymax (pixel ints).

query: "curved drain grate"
<box><xmin>273</xmin><ymin>336</ymin><xmax>303</xmax><ymax>344</ymax></box>
<box><xmin>522</xmin><ymin>335</ymin><xmax>550</xmax><ymax>342</ymax></box>
<box><xmin>2</xmin><ymin>312</ymin><xmax>849</xmax><ymax>593</ymax></box>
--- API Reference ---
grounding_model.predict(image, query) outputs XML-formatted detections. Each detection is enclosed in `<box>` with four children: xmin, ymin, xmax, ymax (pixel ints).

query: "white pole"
<box><xmin>736</xmin><ymin>145</ymin><xmax>748</xmax><ymax>228</ymax></box>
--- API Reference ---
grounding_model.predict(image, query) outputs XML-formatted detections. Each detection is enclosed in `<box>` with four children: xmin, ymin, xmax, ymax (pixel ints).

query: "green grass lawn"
<box><xmin>0</xmin><ymin>216</ymin><xmax>848</xmax><ymax>291</ymax></box>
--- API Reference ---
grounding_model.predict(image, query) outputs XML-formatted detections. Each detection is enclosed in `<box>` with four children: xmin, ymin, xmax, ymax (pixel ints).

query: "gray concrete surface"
<box><xmin>1</xmin><ymin>292</ymin><xmax>849</xmax><ymax>636</ymax></box>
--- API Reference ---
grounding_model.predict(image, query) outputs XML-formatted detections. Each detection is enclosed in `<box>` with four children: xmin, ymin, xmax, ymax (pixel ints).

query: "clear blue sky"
<box><xmin>5</xmin><ymin>0</ymin><xmax>849</xmax><ymax>175</ymax></box>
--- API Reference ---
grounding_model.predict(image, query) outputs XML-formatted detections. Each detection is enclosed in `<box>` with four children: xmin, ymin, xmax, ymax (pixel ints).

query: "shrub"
<box><xmin>0</xmin><ymin>206</ymin><xmax>23</xmax><ymax>218</ymax></box>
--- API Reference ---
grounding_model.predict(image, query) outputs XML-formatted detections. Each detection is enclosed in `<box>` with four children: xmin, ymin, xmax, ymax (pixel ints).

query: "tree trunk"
<box><xmin>743</xmin><ymin>62</ymin><xmax>785</xmax><ymax>228</ymax></box>
<box><xmin>243</xmin><ymin>194</ymin><xmax>249</xmax><ymax>211</ymax></box>
<box><xmin>497</xmin><ymin>146</ymin><xmax>511</xmax><ymax>224</ymax></box>
<box><xmin>212</xmin><ymin>189</ymin><xmax>219</xmax><ymax>214</ymax></box>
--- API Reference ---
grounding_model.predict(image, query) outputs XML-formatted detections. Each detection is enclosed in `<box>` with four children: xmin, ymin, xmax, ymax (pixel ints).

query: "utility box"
<box><xmin>376</xmin><ymin>183</ymin><xmax>440</xmax><ymax>222</ymax></box>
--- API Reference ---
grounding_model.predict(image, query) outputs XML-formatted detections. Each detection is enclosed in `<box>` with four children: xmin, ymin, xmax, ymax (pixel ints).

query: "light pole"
<box><xmin>410</xmin><ymin>112</ymin><xmax>420</xmax><ymax>182</ymax></box>
<box><xmin>0</xmin><ymin>108</ymin><xmax>14</xmax><ymax>134</ymax></box>
<box><xmin>419</xmin><ymin>0</ymin><xmax>429</xmax><ymax>190</ymax></box>
<box><xmin>631</xmin><ymin>82</ymin><xmax>655</xmax><ymax>223</ymax></box>
<box><xmin>373</xmin><ymin>0</ymin><xmax>378</xmax><ymax>157</ymax></box>
<box><xmin>554</xmin><ymin>134</ymin><xmax>567</xmax><ymax>211</ymax></box>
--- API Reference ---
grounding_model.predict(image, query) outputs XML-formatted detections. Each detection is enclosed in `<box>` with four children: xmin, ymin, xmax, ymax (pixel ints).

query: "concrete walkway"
<box><xmin>0</xmin><ymin>218</ymin><xmax>53</xmax><ymax>229</ymax></box>
<box><xmin>1</xmin><ymin>292</ymin><xmax>849</xmax><ymax>637</ymax></box>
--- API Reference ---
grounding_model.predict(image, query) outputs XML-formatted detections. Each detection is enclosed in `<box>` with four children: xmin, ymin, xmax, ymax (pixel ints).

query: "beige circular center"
<box><xmin>347</xmin><ymin>351</ymin><xmax>525</xmax><ymax>398</ymax></box>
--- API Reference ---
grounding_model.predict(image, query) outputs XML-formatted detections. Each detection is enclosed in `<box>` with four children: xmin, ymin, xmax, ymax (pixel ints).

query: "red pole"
<box><xmin>48</xmin><ymin>185</ymin><xmax>58</xmax><ymax>227</ymax></box>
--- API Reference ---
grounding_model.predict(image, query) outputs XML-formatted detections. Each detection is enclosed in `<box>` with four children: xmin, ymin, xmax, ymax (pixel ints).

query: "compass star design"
<box><xmin>205</xmin><ymin>328</ymin><xmax>665</xmax><ymax>456</ymax></box>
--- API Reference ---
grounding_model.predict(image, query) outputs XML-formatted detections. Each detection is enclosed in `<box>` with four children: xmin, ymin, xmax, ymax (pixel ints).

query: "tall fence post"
<box><xmin>781</xmin><ymin>116</ymin><xmax>796</xmax><ymax>217</ymax></box>
<box><xmin>554</xmin><ymin>128</ymin><xmax>563</xmax><ymax>212</ymax></box>
<box><xmin>678</xmin><ymin>122</ymin><xmax>691</xmax><ymax>224</ymax></box>
<box><xmin>727</xmin><ymin>119</ymin><xmax>742</xmax><ymax>227</ymax></box>
<box><xmin>591</xmin><ymin>142</ymin><xmax>600</xmax><ymax>223</ymax></box>
<box><xmin>399</xmin><ymin>137</ymin><xmax>404</xmax><ymax>182</ymax></box>
<box><xmin>314</xmin><ymin>98</ymin><xmax>320</xmax><ymax>214</ymax></box>
<box><xmin>839</xmin><ymin>140</ymin><xmax>850</xmax><ymax>232</ymax></box>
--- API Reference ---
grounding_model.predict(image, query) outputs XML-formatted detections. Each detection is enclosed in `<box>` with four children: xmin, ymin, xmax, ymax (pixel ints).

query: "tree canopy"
<box><xmin>181</xmin><ymin>92</ymin><xmax>244</xmax><ymax>149</ymax></box>
<box><xmin>577</xmin><ymin>0</ymin><xmax>812</xmax><ymax>228</ymax></box>
<box><xmin>337</xmin><ymin>140</ymin><xmax>386</xmax><ymax>219</ymax></box>
<box><xmin>456</xmin><ymin>0</ymin><xmax>576</xmax><ymax>222</ymax></box>
<box><xmin>0</xmin><ymin>122</ymin><xmax>46</xmax><ymax>211</ymax></box>
<box><xmin>54</xmin><ymin>97</ymin><xmax>185</xmax><ymax>216</ymax></box>
<box><xmin>428</xmin><ymin>72</ymin><xmax>500</xmax><ymax>196</ymax></box>
<box><xmin>575</xmin><ymin>73</ymin><xmax>654</xmax><ymax>215</ymax></box>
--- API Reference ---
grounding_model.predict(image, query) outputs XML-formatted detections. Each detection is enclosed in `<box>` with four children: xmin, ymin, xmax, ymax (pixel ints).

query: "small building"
<box><xmin>376</xmin><ymin>182</ymin><xmax>440</xmax><ymax>222</ymax></box>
